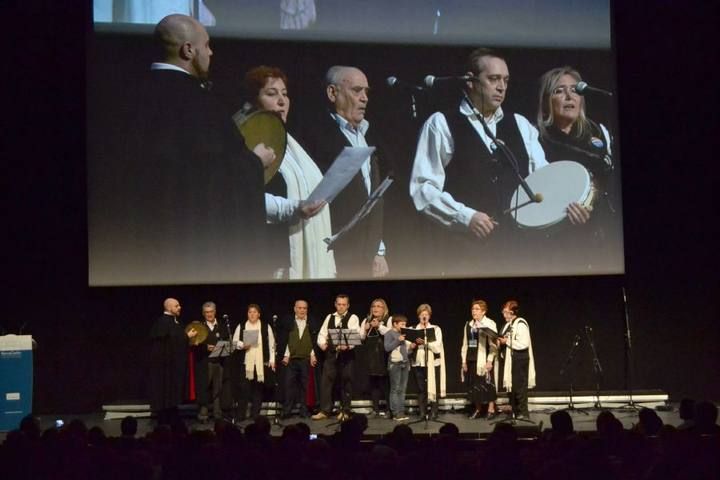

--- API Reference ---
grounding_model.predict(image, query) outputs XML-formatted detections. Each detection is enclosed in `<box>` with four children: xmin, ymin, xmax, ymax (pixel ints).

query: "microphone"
<box><xmin>386</xmin><ymin>76</ymin><xmax>424</xmax><ymax>91</ymax></box>
<box><xmin>272</xmin><ymin>314</ymin><xmax>278</xmax><ymax>326</ymax></box>
<box><xmin>573</xmin><ymin>334</ymin><xmax>582</xmax><ymax>347</ymax></box>
<box><xmin>576</xmin><ymin>81</ymin><xmax>613</xmax><ymax>97</ymax></box>
<box><xmin>424</xmin><ymin>74</ymin><xmax>475</xmax><ymax>88</ymax></box>
<box><xmin>222</xmin><ymin>314</ymin><xmax>229</xmax><ymax>323</ymax></box>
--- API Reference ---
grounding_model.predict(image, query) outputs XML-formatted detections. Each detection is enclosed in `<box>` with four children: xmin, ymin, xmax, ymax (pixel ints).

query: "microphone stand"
<box><xmin>559</xmin><ymin>334</ymin><xmax>589</xmax><ymax>415</ymax></box>
<box><xmin>408</xmin><ymin>325</ymin><xmax>448</xmax><ymax>429</ymax></box>
<box><xmin>616</xmin><ymin>287</ymin><xmax>640</xmax><ymax>411</ymax></box>
<box><xmin>326</xmin><ymin>316</ymin><xmax>352</xmax><ymax>430</ymax></box>
<box><xmin>584</xmin><ymin>326</ymin><xmax>603</xmax><ymax>409</ymax></box>
<box><xmin>271</xmin><ymin>314</ymin><xmax>283</xmax><ymax>429</ymax></box>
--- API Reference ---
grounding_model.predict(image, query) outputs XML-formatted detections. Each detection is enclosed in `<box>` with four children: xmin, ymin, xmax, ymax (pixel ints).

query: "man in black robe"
<box><xmin>149</xmin><ymin>298</ymin><xmax>197</xmax><ymax>424</ymax></box>
<box><xmin>91</xmin><ymin>13</ymin><xmax>275</xmax><ymax>285</ymax></box>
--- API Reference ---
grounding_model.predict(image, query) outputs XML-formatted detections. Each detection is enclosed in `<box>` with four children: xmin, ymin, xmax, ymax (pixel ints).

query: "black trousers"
<box><xmin>509</xmin><ymin>349</ymin><xmax>529</xmax><ymax>417</ymax></box>
<box><xmin>237</xmin><ymin>370</ymin><xmax>266</xmax><ymax>419</ymax></box>
<box><xmin>283</xmin><ymin>357</ymin><xmax>310</xmax><ymax>416</ymax></box>
<box><xmin>413</xmin><ymin>365</ymin><xmax>439</xmax><ymax>417</ymax></box>
<box><xmin>320</xmin><ymin>352</ymin><xmax>354</xmax><ymax>413</ymax></box>
<box><xmin>368</xmin><ymin>374</ymin><xmax>388</xmax><ymax>411</ymax></box>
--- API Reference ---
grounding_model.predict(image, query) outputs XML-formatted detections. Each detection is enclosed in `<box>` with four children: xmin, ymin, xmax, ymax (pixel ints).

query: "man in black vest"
<box><xmin>192</xmin><ymin>301</ymin><xmax>232</xmax><ymax>422</ymax></box>
<box><xmin>300</xmin><ymin>66</ymin><xmax>390</xmax><ymax>279</ymax></box>
<box><xmin>277</xmin><ymin>299</ymin><xmax>320</xmax><ymax>418</ymax></box>
<box><xmin>409</xmin><ymin>48</ymin><xmax>551</xmax><ymax>276</ymax></box>
<box><xmin>312</xmin><ymin>294</ymin><xmax>360</xmax><ymax>420</ymax></box>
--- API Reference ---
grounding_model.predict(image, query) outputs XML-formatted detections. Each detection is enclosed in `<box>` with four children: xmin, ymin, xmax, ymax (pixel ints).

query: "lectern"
<box><xmin>0</xmin><ymin>335</ymin><xmax>34</xmax><ymax>431</ymax></box>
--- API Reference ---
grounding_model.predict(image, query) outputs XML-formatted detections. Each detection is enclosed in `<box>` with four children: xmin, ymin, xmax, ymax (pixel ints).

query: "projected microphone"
<box><xmin>386</xmin><ymin>76</ymin><xmax>424</xmax><ymax>91</ymax></box>
<box><xmin>424</xmin><ymin>74</ymin><xmax>475</xmax><ymax>88</ymax></box>
<box><xmin>576</xmin><ymin>81</ymin><xmax>613</xmax><ymax>97</ymax></box>
<box><xmin>222</xmin><ymin>314</ymin><xmax>229</xmax><ymax>323</ymax></box>
<box><xmin>503</xmin><ymin>192</ymin><xmax>543</xmax><ymax>215</ymax></box>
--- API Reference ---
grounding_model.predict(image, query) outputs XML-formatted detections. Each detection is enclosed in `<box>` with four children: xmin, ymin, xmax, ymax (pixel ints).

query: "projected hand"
<box><xmin>298</xmin><ymin>200</ymin><xmax>326</xmax><ymax>219</ymax></box>
<box><xmin>253</xmin><ymin>143</ymin><xmax>276</xmax><ymax>168</ymax></box>
<box><xmin>567</xmin><ymin>202</ymin><xmax>591</xmax><ymax>225</ymax></box>
<box><xmin>469</xmin><ymin>211</ymin><xmax>498</xmax><ymax>239</ymax></box>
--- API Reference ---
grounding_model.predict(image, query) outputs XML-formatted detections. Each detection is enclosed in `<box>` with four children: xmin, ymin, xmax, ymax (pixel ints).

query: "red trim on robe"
<box><xmin>188</xmin><ymin>348</ymin><xmax>196</xmax><ymax>401</ymax></box>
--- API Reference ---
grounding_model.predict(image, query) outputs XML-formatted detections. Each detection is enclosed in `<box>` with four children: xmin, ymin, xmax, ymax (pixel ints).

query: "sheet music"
<box><xmin>243</xmin><ymin>329</ymin><xmax>259</xmax><ymax>346</ymax></box>
<box><xmin>306</xmin><ymin>146</ymin><xmax>375</xmax><ymax>204</ymax></box>
<box><xmin>324</xmin><ymin>176</ymin><xmax>394</xmax><ymax>251</ymax></box>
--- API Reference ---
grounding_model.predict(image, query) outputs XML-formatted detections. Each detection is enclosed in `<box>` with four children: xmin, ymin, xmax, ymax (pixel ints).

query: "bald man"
<box><xmin>300</xmin><ymin>66</ymin><xmax>391</xmax><ymax>279</ymax></box>
<box><xmin>97</xmin><ymin>14</ymin><xmax>274</xmax><ymax>285</ymax></box>
<box><xmin>149</xmin><ymin>298</ymin><xmax>197</xmax><ymax>424</ymax></box>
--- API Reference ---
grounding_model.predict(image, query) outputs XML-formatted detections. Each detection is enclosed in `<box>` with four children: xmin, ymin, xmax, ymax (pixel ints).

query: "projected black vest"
<box><xmin>443</xmin><ymin>108</ymin><xmax>529</xmax><ymax>220</ymax></box>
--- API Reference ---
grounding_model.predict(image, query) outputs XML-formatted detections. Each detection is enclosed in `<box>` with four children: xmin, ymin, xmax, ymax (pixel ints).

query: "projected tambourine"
<box><xmin>232</xmin><ymin>109</ymin><xmax>287</xmax><ymax>184</ymax></box>
<box><xmin>508</xmin><ymin>161</ymin><xmax>597</xmax><ymax>229</ymax></box>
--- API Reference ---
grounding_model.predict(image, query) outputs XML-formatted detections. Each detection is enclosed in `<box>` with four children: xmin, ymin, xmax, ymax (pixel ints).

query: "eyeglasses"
<box><xmin>552</xmin><ymin>85</ymin><xmax>578</xmax><ymax>96</ymax></box>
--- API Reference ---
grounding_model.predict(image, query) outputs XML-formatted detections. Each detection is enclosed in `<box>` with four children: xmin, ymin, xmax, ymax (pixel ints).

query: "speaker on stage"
<box><xmin>0</xmin><ymin>335</ymin><xmax>35</xmax><ymax>431</ymax></box>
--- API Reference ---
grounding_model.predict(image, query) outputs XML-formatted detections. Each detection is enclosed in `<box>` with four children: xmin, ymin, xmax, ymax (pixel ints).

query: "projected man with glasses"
<box><xmin>409</xmin><ymin>48</ymin><xmax>587</xmax><ymax>276</ymax></box>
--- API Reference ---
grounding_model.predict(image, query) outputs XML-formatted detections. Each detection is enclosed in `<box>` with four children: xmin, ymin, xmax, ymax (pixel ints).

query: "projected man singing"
<box><xmin>409</xmin><ymin>48</ymin><xmax>588</xmax><ymax>275</ymax></box>
<box><xmin>300</xmin><ymin>66</ymin><xmax>391</xmax><ymax>279</ymax></box>
<box><xmin>100</xmin><ymin>14</ymin><xmax>275</xmax><ymax>284</ymax></box>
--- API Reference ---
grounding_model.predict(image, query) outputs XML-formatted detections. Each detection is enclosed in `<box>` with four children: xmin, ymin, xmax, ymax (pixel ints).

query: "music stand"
<box><xmin>325</xmin><ymin>329</ymin><xmax>362</xmax><ymax>430</ymax></box>
<box><xmin>406</xmin><ymin>327</ymin><xmax>449</xmax><ymax>429</ymax></box>
<box><xmin>558</xmin><ymin>334</ymin><xmax>590</xmax><ymax>415</ymax></box>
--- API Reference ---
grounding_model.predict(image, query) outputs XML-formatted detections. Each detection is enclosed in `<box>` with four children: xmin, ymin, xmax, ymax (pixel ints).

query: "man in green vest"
<box><xmin>278</xmin><ymin>299</ymin><xmax>320</xmax><ymax>418</ymax></box>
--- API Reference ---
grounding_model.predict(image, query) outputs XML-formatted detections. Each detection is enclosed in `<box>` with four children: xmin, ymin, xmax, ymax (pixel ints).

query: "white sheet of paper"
<box><xmin>243</xmin><ymin>330</ymin><xmax>259</xmax><ymax>346</ymax></box>
<box><xmin>306</xmin><ymin>146</ymin><xmax>375</xmax><ymax>204</ymax></box>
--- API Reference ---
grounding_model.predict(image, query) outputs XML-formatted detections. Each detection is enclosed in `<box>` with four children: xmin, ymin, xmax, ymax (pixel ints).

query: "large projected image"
<box><xmin>93</xmin><ymin>0</ymin><xmax>611</xmax><ymax>48</ymax></box>
<box><xmin>87</xmin><ymin>1</ymin><xmax>622</xmax><ymax>286</ymax></box>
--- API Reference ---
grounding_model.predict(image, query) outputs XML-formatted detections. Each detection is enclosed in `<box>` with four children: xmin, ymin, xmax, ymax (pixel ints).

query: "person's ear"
<box><xmin>326</xmin><ymin>84</ymin><xmax>337</xmax><ymax>103</ymax></box>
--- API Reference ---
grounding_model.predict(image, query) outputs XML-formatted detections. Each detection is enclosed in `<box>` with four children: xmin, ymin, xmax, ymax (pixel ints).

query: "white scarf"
<box><xmin>280</xmin><ymin>134</ymin><xmax>336</xmax><ymax>279</ymax></box>
<box><xmin>244</xmin><ymin>320</ymin><xmax>265</xmax><ymax>383</ymax></box>
<box><xmin>461</xmin><ymin>316</ymin><xmax>499</xmax><ymax>387</ymax></box>
<box><xmin>501</xmin><ymin>318</ymin><xmax>536</xmax><ymax>391</ymax></box>
<box><xmin>415</xmin><ymin>323</ymin><xmax>446</xmax><ymax>402</ymax></box>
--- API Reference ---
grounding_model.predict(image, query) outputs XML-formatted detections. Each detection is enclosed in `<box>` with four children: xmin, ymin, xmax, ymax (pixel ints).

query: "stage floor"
<box><xmin>3</xmin><ymin>405</ymin><xmax>686</xmax><ymax>442</ymax></box>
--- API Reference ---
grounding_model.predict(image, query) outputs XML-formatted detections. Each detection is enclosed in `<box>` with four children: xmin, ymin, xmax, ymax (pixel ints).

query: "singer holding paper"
<box><xmin>411</xmin><ymin>304</ymin><xmax>446</xmax><ymax>420</ymax></box>
<box><xmin>461</xmin><ymin>299</ymin><xmax>499</xmax><ymax>419</ymax></box>
<box><xmin>193</xmin><ymin>301</ymin><xmax>232</xmax><ymax>422</ymax></box>
<box><xmin>497</xmin><ymin>300</ymin><xmax>535</xmax><ymax>420</ymax></box>
<box><xmin>300</xmin><ymin>66</ymin><xmax>391</xmax><ymax>279</ymax></box>
<box><xmin>241</xmin><ymin>66</ymin><xmax>336</xmax><ymax>280</ymax></box>
<box><xmin>312</xmin><ymin>294</ymin><xmax>360</xmax><ymax>420</ymax></box>
<box><xmin>231</xmin><ymin>304</ymin><xmax>276</xmax><ymax>421</ymax></box>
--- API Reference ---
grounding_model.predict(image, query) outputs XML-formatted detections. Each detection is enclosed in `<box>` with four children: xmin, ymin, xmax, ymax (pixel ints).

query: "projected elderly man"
<box><xmin>409</xmin><ymin>48</ymin><xmax>584</xmax><ymax>275</ymax></box>
<box><xmin>301</xmin><ymin>66</ymin><xmax>391</xmax><ymax>279</ymax></box>
<box><xmin>109</xmin><ymin>14</ymin><xmax>275</xmax><ymax>284</ymax></box>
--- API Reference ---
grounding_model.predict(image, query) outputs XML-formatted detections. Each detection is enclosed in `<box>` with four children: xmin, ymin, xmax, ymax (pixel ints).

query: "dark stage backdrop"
<box><xmin>5</xmin><ymin>2</ymin><xmax>718</xmax><ymax>413</ymax></box>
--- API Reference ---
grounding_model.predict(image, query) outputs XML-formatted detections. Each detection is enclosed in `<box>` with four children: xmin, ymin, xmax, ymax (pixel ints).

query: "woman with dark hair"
<box><xmin>461</xmin><ymin>299</ymin><xmax>498</xmax><ymax>418</ymax></box>
<box><xmin>497</xmin><ymin>300</ymin><xmax>535</xmax><ymax>420</ymax></box>
<box><xmin>240</xmin><ymin>66</ymin><xmax>336</xmax><ymax>280</ymax></box>
<box><xmin>232</xmin><ymin>304</ymin><xmax>276</xmax><ymax>420</ymax></box>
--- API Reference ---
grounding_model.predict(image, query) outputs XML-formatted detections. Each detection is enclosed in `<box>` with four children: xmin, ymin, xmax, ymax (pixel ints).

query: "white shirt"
<box><xmin>411</xmin><ymin>322</ymin><xmax>443</xmax><ymax>367</ymax></box>
<box><xmin>232</xmin><ymin>320</ymin><xmax>276</xmax><ymax>359</ymax></box>
<box><xmin>501</xmin><ymin>318</ymin><xmax>531</xmax><ymax>351</ymax></box>
<box><xmin>150</xmin><ymin>62</ymin><xmax>191</xmax><ymax>75</ymax></box>
<box><xmin>317</xmin><ymin>312</ymin><xmax>360</xmax><ymax>350</ymax></box>
<box><xmin>409</xmin><ymin>100</ymin><xmax>547</xmax><ymax>230</ymax></box>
